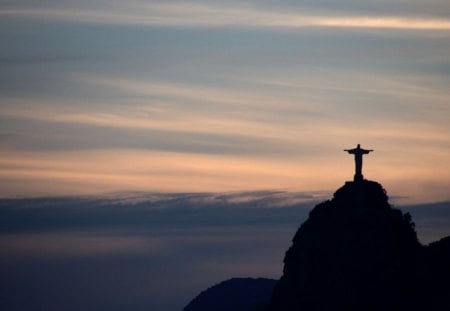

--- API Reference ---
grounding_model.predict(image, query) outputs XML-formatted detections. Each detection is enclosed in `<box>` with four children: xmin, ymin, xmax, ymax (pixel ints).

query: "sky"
<box><xmin>0</xmin><ymin>0</ymin><xmax>449</xmax><ymax>203</ymax></box>
<box><xmin>1</xmin><ymin>2</ymin><xmax>450</xmax><ymax>310</ymax></box>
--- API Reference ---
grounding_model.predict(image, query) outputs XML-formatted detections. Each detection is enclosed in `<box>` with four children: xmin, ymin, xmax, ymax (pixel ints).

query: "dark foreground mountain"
<box><xmin>184</xmin><ymin>180</ymin><xmax>450</xmax><ymax>311</ymax></box>
<box><xmin>424</xmin><ymin>236</ymin><xmax>450</xmax><ymax>310</ymax></box>
<box><xmin>183</xmin><ymin>278</ymin><xmax>276</xmax><ymax>311</ymax></box>
<box><xmin>269</xmin><ymin>180</ymin><xmax>450</xmax><ymax>311</ymax></box>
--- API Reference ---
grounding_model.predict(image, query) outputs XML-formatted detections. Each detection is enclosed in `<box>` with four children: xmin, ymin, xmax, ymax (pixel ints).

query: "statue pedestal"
<box><xmin>354</xmin><ymin>174</ymin><xmax>364</xmax><ymax>182</ymax></box>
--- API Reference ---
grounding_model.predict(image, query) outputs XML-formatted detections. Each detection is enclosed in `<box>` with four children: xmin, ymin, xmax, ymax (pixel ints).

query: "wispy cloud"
<box><xmin>3</xmin><ymin>71</ymin><xmax>449</xmax><ymax>147</ymax></box>
<box><xmin>0</xmin><ymin>148</ymin><xmax>449</xmax><ymax>203</ymax></box>
<box><xmin>0</xmin><ymin>149</ymin><xmax>346</xmax><ymax>196</ymax></box>
<box><xmin>0</xmin><ymin>100</ymin><xmax>303</xmax><ymax>146</ymax></box>
<box><xmin>2</xmin><ymin>1</ymin><xmax>450</xmax><ymax>30</ymax></box>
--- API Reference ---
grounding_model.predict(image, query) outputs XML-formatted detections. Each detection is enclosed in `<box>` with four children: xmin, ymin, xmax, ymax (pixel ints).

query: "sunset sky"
<box><xmin>1</xmin><ymin>0</ymin><xmax>450</xmax><ymax>203</ymax></box>
<box><xmin>2</xmin><ymin>2</ymin><xmax>450</xmax><ymax>310</ymax></box>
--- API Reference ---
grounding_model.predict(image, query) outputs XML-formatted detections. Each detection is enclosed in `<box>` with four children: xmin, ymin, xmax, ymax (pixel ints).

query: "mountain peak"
<box><xmin>332</xmin><ymin>179</ymin><xmax>390</xmax><ymax>210</ymax></box>
<box><xmin>270</xmin><ymin>179</ymin><xmax>423</xmax><ymax>311</ymax></box>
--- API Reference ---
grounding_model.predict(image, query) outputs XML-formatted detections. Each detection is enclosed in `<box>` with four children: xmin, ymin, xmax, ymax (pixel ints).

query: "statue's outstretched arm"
<box><xmin>361</xmin><ymin>149</ymin><xmax>373</xmax><ymax>154</ymax></box>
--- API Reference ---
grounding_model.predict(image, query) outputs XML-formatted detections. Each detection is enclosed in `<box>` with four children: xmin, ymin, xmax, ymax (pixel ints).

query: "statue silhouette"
<box><xmin>344</xmin><ymin>144</ymin><xmax>373</xmax><ymax>182</ymax></box>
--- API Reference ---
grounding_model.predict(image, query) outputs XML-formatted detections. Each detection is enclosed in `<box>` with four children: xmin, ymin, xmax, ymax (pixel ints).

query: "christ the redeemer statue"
<box><xmin>344</xmin><ymin>144</ymin><xmax>373</xmax><ymax>182</ymax></box>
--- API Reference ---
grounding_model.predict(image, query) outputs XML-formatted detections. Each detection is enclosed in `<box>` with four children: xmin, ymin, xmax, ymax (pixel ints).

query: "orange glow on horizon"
<box><xmin>0</xmin><ymin>149</ymin><xmax>448</xmax><ymax>204</ymax></box>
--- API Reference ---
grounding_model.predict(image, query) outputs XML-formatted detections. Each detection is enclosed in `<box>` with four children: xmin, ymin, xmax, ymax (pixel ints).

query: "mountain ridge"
<box><xmin>184</xmin><ymin>180</ymin><xmax>450</xmax><ymax>311</ymax></box>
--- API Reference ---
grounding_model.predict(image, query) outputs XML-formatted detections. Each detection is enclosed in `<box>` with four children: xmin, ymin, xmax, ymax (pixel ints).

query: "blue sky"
<box><xmin>1</xmin><ymin>0</ymin><xmax>450</xmax><ymax>203</ymax></box>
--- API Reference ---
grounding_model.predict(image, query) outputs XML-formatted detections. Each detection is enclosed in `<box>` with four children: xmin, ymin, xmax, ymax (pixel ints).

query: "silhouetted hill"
<box><xmin>183</xmin><ymin>278</ymin><xmax>276</xmax><ymax>311</ymax></box>
<box><xmin>181</xmin><ymin>181</ymin><xmax>450</xmax><ymax>311</ymax></box>
<box><xmin>424</xmin><ymin>236</ymin><xmax>450</xmax><ymax>310</ymax></box>
<box><xmin>269</xmin><ymin>180</ymin><xmax>449</xmax><ymax>311</ymax></box>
